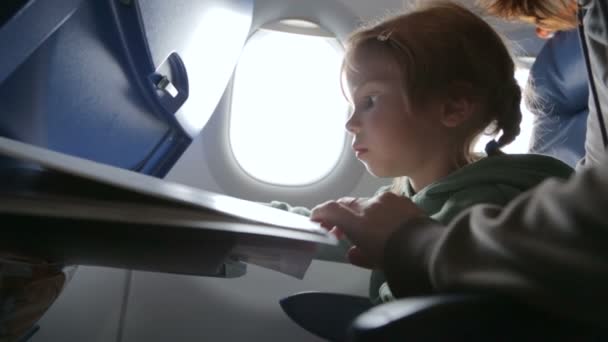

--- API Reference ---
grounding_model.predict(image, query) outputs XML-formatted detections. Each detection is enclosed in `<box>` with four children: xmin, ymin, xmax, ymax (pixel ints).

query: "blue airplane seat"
<box><xmin>527</xmin><ymin>29</ymin><xmax>589</xmax><ymax>167</ymax></box>
<box><xmin>0</xmin><ymin>0</ymin><xmax>253</xmax><ymax>177</ymax></box>
<box><xmin>1</xmin><ymin>3</ymin><xmax>253</xmax><ymax>338</ymax></box>
<box><xmin>0</xmin><ymin>0</ymin><xmax>254</xmax><ymax>280</ymax></box>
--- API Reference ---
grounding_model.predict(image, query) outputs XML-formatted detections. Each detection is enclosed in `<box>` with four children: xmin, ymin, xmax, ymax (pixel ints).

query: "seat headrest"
<box><xmin>527</xmin><ymin>30</ymin><xmax>589</xmax><ymax>117</ymax></box>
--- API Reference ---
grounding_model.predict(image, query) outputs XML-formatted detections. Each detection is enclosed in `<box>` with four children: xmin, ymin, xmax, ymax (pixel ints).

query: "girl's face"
<box><xmin>345</xmin><ymin>58</ymin><xmax>444</xmax><ymax>178</ymax></box>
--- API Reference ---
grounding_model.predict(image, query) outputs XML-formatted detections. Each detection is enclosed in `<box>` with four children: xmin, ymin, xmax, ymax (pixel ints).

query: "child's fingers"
<box><xmin>319</xmin><ymin>221</ymin><xmax>334</xmax><ymax>230</ymax></box>
<box><xmin>311</xmin><ymin>200</ymin><xmax>369</xmax><ymax>245</ymax></box>
<box><xmin>337</xmin><ymin>197</ymin><xmax>367</xmax><ymax>213</ymax></box>
<box><xmin>310</xmin><ymin>201</ymin><xmax>360</xmax><ymax>230</ymax></box>
<box><xmin>336</xmin><ymin>197</ymin><xmax>357</xmax><ymax>205</ymax></box>
<box><xmin>329</xmin><ymin>226</ymin><xmax>345</xmax><ymax>239</ymax></box>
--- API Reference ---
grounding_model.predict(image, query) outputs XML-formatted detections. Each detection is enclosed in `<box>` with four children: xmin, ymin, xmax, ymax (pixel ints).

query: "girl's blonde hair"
<box><xmin>341</xmin><ymin>1</ymin><xmax>523</xmax><ymax>193</ymax></box>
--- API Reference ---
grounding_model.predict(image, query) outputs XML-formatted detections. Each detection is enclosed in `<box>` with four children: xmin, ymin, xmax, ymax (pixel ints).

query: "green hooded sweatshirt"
<box><xmin>269</xmin><ymin>154</ymin><xmax>574</xmax><ymax>302</ymax></box>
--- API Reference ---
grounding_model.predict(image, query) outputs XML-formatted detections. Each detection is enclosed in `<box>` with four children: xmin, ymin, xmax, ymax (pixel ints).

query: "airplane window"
<box><xmin>230</xmin><ymin>26</ymin><xmax>347</xmax><ymax>186</ymax></box>
<box><xmin>475</xmin><ymin>67</ymin><xmax>534</xmax><ymax>153</ymax></box>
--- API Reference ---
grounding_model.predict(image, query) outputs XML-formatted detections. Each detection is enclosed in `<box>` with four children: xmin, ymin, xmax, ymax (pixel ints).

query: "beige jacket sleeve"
<box><xmin>383</xmin><ymin>153</ymin><xmax>608</xmax><ymax>323</ymax></box>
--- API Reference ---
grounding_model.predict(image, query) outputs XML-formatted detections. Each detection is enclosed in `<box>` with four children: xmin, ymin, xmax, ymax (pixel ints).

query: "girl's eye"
<box><xmin>360</xmin><ymin>95</ymin><xmax>377</xmax><ymax>110</ymax></box>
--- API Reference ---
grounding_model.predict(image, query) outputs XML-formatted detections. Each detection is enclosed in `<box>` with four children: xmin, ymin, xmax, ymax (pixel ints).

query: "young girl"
<box><xmin>273</xmin><ymin>1</ymin><xmax>573</xmax><ymax>304</ymax></box>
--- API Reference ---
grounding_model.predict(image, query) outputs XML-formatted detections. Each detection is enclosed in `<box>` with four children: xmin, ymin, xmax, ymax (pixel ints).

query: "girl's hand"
<box><xmin>336</xmin><ymin>196</ymin><xmax>368</xmax><ymax>211</ymax></box>
<box><xmin>326</xmin><ymin>197</ymin><xmax>368</xmax><ymax>238</ymax></box>
<box><xmin>310</xmin><ymin>192</ymin><xmax>426</xmax><ymax>269</ymax></box>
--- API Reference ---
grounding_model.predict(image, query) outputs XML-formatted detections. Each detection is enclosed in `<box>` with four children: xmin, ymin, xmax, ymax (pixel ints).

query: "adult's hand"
<box><xmin>310</xmin><ymin>192</ymin><xmax>426</xmax><ymax>269</ymax></box>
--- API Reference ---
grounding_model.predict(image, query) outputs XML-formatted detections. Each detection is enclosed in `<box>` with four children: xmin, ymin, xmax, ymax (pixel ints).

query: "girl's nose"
<box><xmin>345</xmin><ymin>111</ymin><xmax>360</xmax><ymax>134</ymax></box>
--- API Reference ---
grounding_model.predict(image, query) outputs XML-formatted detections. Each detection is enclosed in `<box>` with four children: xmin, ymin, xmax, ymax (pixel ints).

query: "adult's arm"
<box><xmin>384</xmin><ymin>153</ymin><xmax>608</xmax><ymax>323</ymax></box>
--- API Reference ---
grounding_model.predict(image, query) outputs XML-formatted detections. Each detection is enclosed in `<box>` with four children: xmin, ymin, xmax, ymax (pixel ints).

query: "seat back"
<box><xmin>0</xmin><ymin>0</ymin><xmax>253</xmax><ymax>177</ymax></box>
<box><xmin>348</xmin><ymin>295</ymin><xmax>607</xmax><ymax>341</ymax></box>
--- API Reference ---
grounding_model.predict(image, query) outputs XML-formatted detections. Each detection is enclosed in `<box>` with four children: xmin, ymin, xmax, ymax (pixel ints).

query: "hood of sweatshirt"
<box><xmin>403</xmin><ymin>154</ymin><xmax>574</xmax><ymax>223</ymax></box>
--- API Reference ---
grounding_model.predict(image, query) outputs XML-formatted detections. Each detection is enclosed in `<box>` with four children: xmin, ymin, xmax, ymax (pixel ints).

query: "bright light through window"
<box><xmin>230</xmin><ymin>28</ymin><xmax>347</xmax><ymax>186</ymax></box>
<box><xmin>475</xmin><ymin>68</ymin><xmax>534</xmax><ymax>154</ymax></box>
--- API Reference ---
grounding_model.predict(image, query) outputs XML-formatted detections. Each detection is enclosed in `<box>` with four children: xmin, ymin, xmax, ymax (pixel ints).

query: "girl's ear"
<box><xmin>440</xmin><ymin>82</ymin><xmax>476</xmax><ymax>128</ymax></box>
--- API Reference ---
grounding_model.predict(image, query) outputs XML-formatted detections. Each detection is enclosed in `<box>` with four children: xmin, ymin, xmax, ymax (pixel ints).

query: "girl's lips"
<box><xmin>354</xmin><ymin>148</ymin><xmax>368</xmax><ymax>158</ymax></box>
